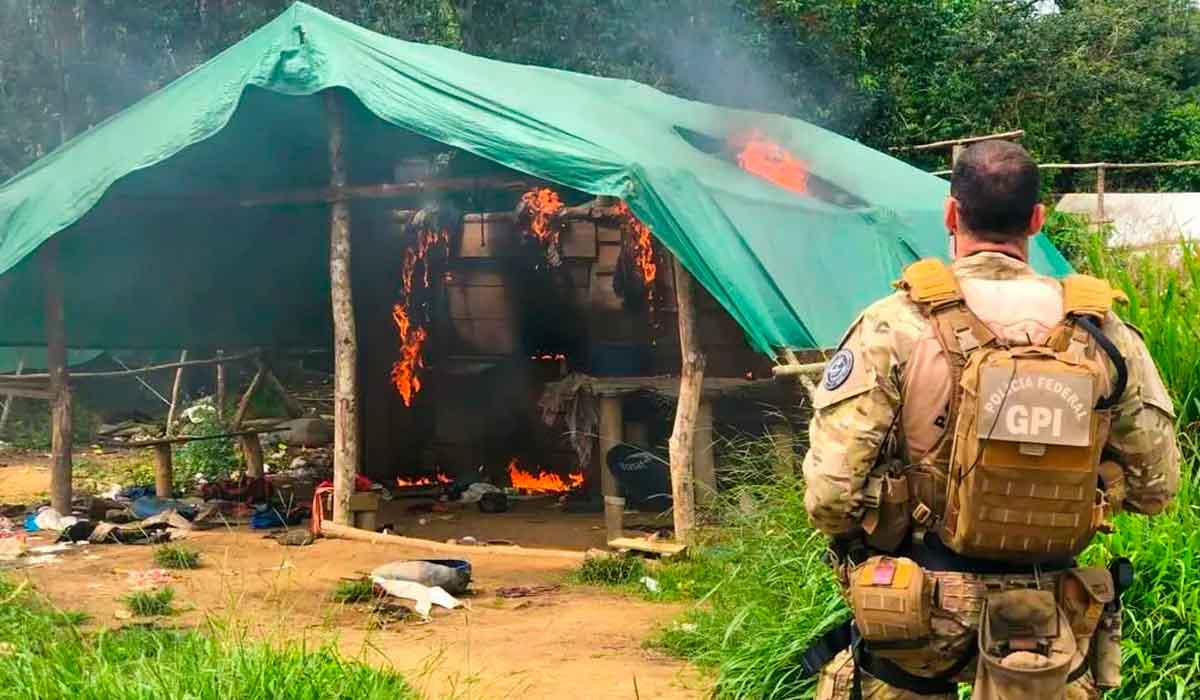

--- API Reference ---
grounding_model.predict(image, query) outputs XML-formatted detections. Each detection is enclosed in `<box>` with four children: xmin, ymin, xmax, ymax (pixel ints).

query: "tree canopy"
<box><xmin>2</xmin><ymin>0</ymin><xmax>1199</xmax><ymax>191</ymax></box>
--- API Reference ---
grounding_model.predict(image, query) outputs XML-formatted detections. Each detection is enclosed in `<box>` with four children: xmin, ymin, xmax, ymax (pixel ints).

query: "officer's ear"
<box><xmin>1027</xmin><ymin>203</ymin><xmax>1047</xmax><ymax>238</ymax></box>
<box><xmin>944</xmin><ymin>197</ymin><xmax>960</xmax><ymax>234</ymax></box>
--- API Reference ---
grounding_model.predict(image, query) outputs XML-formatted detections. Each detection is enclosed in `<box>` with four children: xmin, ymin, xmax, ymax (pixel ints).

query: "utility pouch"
<box><xmin>1093</xmin><ymin>602</ymin><xmax>1123</xmax><ymax>689</ymax></box>
<box><xmin>1057</xmin><ymin>567</ymin><xmax>1114</xmax><ymax>643</ymax></box>
<box><xmin>974</xmin><ymin>590</ymin><xmax>1077</xmax><ymax>700</ymax></box>
<box><xmin>849</xmin><ymin>556</ymin><xmax>932</xmax><ymax>665</ymax></box>
<box><xmin>862</xmin><ymin>469</ymin><xmax>911</xmax><ymax>552</ymax></box>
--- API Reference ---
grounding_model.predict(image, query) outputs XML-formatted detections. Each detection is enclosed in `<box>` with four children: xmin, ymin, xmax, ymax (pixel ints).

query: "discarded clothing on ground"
<box><xmin>88</xmin><ymin>521</ymin><xmax>172</xmax><ymax>545</ymax></box>
<box><xmin>131</xmin><ymin>497</ymin><xmax>197</xmax><ymax>520</ymax></box>
<box><xmin>370</xmin><ymin>577</ymin><xmax>464</xmax><ymax>619</ymax></box>
<box><xmin>201</xmin><ymin>476</ymin><xmax>271</xmax><ymax>504</ymax></box>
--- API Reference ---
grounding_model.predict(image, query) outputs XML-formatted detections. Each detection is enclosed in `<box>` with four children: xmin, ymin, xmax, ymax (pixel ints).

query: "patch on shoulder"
<box><xmin>823</xmin><ymin>349</ymin><xmax>855</xmax><ymax>391</ymax></box>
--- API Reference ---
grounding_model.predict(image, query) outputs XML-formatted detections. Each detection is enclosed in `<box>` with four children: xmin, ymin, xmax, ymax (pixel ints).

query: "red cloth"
<box><xmin>310</xmin><ymin>475</ymin><xmax>376</xmax><ymax>534</ymax></box>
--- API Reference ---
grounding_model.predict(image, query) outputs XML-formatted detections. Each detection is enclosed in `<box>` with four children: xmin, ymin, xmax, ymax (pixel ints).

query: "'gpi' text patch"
<box><xmin>976</xmin><ymin>366</ymin><xmax>1094</xmax><ymax>447</ymax></box>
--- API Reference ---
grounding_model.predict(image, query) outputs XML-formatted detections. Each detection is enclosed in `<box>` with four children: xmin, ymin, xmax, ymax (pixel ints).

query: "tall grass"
<box><xmin>0</xmin><ymin>576</ymin><xmax>417</xmax><ymax>699</ymax></box>
<box><xmin>653</xmin><ymin>436</ymin><xmax>846</xmax><ymax>699</ymax></box>
<box><xmin>1083</xmin><ymin>238</ymin><xmax>1200</xmax><ymax>426</ymax></box>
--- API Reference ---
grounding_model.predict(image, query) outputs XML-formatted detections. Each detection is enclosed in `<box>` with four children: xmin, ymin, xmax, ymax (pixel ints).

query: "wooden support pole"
<box><xmin>667</xmin><ymin>258</ymin><xmax>705</xmax><ymax>544</ymax></box>
<box><xmin>153</xmin><ymin>444</ymin><xmax>173</xmax><ymax>498</ymax></box>
<box><xmin>165</xmin><ymin>350</ymin><xmax>188</xmax><ymax>436</ymax></box>
<box><xmin>240</xmin><ymin>435</ymin><xmax>264</xmax><ymax>478</ymax></box>
<box><xmin>598</xmin><ymin>396</ymin><xmax>624</xmax><ymax>541</ymax></box>
<box><xmin>42</xmin><ymin>240</ymin><xmax>73</xmax><ymax>515</ymax></box>
<box><xmin>232</xmin><ymin>363</ymin><xmax>266</xmax><ymax>430</ymax></box>
<box><xmin>1095</xmin><ymin>165</ymin><xmax>1107</xmax><ymax>229</ymax></box>
<box><xmin>12</xmin><ymin>349</ymin><xmax>259</xmax><ymax>381</ymax></box>
<box><xmin>327</xmin><ymin>89</ymin><xmax>360</xmax><ymax>526</ymax></box>
<box><xmin>261</xmin><ymin>364</ymin><xmax>304</xmax><ymax>419</ymax></box>
<box><xmin>0</xmin><ymin>354</ymin><xmax>26</xmax><ymax>434</ymax></box>
<box><xmin>215</xmin><ymin>349</ymin><xmax>227</xmax><ymax>423</ymax></box>
<box><xmin>694</xmin><ymin>400</ymin><xmax>716</xmax><ymax>509</ymax></box>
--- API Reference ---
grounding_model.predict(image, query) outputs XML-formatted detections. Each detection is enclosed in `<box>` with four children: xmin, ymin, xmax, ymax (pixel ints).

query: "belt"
<box><xmin>901</xmin><ymin>534</ymin><xmax>1075</xmax><ymax>574</ymax></box>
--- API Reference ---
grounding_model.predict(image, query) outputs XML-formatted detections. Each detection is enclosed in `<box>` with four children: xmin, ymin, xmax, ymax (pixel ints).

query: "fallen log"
<box><xmin>320</xmin><ymin>521</ymin><xmax>586</xmax><ymax>563</ymax></box>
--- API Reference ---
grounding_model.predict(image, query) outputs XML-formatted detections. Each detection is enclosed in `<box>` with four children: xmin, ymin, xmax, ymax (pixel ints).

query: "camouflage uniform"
<box><xmin>803</xmin><ymin>253</ymin><xmax>1180</xmax><ymax>700</ymax></box>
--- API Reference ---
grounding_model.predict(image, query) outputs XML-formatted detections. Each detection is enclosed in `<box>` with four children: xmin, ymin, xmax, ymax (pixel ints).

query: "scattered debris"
<box><xmin>273</xmin><ymin>530</ymin><xmax>316</xmax><ymax>547</ymax></box>
<box><xmin>372</xmin><ymin>559</ymin><xmax>472</xmax><ymax>595</ymax></box>
<box><xmin>496</xmin><ymin>584</ymin><xmax>560</xmax><ymax>599</ymax></box>
<box><xmin>0</xmin><ymin>535</ymin><xmax>27</xmax><ymax>562</ymax></box>
<box><xmin>371</xmin><ymin>577</ymin><xmax>464</xmax><ymax>619</ymax></box>
<box><xmin>126</xmin><ymin>569</ymin><xmax>174</xmax><ymax>591</ymax></box>
<box><xmin>640</xmin><ymin>576</ymin><xmax>661</xmax><ymax>593</ymax></box>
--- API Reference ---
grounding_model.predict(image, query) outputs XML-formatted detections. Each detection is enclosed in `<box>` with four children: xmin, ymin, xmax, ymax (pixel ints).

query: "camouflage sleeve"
<box><xmin>1102</xmin><ymin>314</ymin><xmax>1180</xmax><ymax>515</ymax></box>
<box><xmin>802</xmin><ymin>301</ymin><xmax>904</xmax><ymax>536</ymax></box>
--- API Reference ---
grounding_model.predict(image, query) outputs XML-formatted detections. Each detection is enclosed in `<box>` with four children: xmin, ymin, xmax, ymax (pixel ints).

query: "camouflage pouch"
<box><xmin>862</xmin><ymin>466</ymin><xmax>912</xmax><ymax>552</ymax></box>
<box><xmin>849</xmin><ymin>556</ymin><xmax>933</xmax><ymax>665</ymax></box>
<box><xmin>974</xmin><ymin>589</ymin><xmax>1077</xmax><ymax>700</ymax></box>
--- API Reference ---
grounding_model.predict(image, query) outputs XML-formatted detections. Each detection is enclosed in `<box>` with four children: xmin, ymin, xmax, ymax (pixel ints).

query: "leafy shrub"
<box><xmin>154</xmin><ymin>545</ymin><xmax>200</xmax><ymax>570</ymax></box>
<box><xmin>122</xmin><ymin>587</ymin><xmax>175</xmax><ymax>617</ymax></box>
<box><xmin>1043</xmin><ymin>209</ymin><xmax>1103</xmax><ymax>270</ymax></box>
<box><xmin>174</xmin><ymin>410</ymin><xmax>238</xmax><ymax>491</ymax></box>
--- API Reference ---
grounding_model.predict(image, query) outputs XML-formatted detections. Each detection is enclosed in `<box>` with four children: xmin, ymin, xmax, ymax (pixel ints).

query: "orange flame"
<box><xmin>612</xmin><ymin>201</ymin><xmax>658</xmax><ymax>310</ymax></box>
<box><xmin>391</xmin><ymin>228</ymin><xmax>450</xmax><ymax>406</ymax></box>
<box><xmin>396</xmin><ymin>473</ymin><xmax>454</xmax><ymax>488</ymax></box>
<box><xmin>735</xmin><ymin>131</ymin><xmax>809</xmax><ymax>194</ymax></box>
<box><xmin>507</xmin><ymin>458</ymin><xmax>585</xmax><ymax>493</ymax></box>
<box><xmin>520</xmin><ymin>187</ymin><xmax>565</xmax><ymax>246</ymax></box>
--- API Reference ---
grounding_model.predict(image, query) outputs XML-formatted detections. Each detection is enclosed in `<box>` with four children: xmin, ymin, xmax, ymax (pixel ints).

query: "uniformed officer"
<box><xmin>802</xmin><ymin>140</ymin><xmax>1179</xmax><ymax>699</ymax></box>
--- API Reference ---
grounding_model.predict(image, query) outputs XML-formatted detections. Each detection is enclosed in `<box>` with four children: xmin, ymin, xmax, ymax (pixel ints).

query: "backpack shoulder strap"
<box><xmin>896</xmin><ymin>258</ymin><xmax>962</xmax><ymax>307</ymax></box>
<box><xmin>1061</xmin><ymin>274</ymin><xmax>1128</xmax><ymax>319</ymax></box>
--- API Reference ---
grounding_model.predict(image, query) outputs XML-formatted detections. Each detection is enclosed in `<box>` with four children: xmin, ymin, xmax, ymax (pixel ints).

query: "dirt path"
<box><xmin>2</xmin><ymin>451</ymin><xmax>705</xmax><ymax>699</ymax></box>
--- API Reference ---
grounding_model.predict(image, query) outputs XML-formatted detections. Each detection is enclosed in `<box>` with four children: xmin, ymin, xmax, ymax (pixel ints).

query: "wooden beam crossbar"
<box><xmin>12</xmin><ymin>349</ymin><xmax>259</xmax><ymax>381</ymax></box>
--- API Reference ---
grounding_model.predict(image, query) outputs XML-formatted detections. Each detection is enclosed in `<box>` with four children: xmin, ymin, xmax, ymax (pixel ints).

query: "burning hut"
<box><xmin>0</xmin><ymin>4</ymin><xmax>1071</xmax><ymax>546</ymax></box>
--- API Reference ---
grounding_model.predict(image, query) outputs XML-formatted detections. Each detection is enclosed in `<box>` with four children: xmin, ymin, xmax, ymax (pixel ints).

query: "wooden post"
<box><xmin>165</xmin><ymin>350</ymin><xmax>188</xmax><ymax>435</ymax></box>
<box><xmin>667</xmin><ymin>258</ymin><xmax>705</xmax><ymax>544</ymax></box>
<box><xmin>232</xmin><ymin>363</ymin><xmax>266</xmax><ymax>430</ymax></box>
<box><xmin>42</xmin><ymin>239</ymin><xmax>73</xmax><ymax>515</ymax></box>
<box><xmin>694</xmin><ymin>400</ymin><xmax>716</xmax><ymax>509</ymax></box>
<box><xmin>327</xmin><ymin>89</ymin><xmax>360</xmax><ymax>526</ymax></box>
<box><xmin>951</xmin><ymin>144</ymin><xmax>965</xmax><ymax>167</ymax></box>
<box><xmin>153</xmin><ymin>444</ymin><xmax>173</xmax><ymax>498</ymax></box>
<box><xmin>598</xmin><ymin>396</ymin><xmax>624</xmax><ymax>541</ymax></box>
<box><xmin>0</xmin><ymin>354</ymin><xmax>26</xmax><ymax>434</ymax></box>
<box><xmin>1095</xmin><ymin>165</ymin><xmax>1107</xmax><ymax>229</ymax></box>
<box><xmin>215</xmin><ymin>349</ymin><xmax>226</xmax><ymax>422</ymax></box>
<box><xmin>240</xmin><ymin>435</ymin><xmax>265</xmax><ymax>478</ymax></box>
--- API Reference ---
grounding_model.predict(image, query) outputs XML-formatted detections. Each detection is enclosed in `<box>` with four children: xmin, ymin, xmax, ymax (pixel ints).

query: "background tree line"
<box><xmin>2</xmin><ymin>0</ymin><xmax>1199</xmax><ymax>193</ymax></box>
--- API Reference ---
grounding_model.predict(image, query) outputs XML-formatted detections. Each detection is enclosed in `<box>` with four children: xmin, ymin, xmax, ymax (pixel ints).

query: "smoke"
<box><xmin>643</xmin><ymin>1</ymin><xmax>864</xmax><ymax>133</ymax></box>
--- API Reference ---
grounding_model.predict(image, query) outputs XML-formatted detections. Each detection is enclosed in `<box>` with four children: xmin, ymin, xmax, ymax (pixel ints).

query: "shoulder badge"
<box><xmin>823</xmin><ymin>349</ymin><xmax>855</xmax><ymax>390</ymax></box>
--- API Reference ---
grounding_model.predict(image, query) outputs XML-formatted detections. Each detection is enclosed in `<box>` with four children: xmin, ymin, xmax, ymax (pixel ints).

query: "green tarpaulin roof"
<box><xmin>0</xmin><ymin>2</ymin><xmax>1069</xmax><ymax>354</ymax></box>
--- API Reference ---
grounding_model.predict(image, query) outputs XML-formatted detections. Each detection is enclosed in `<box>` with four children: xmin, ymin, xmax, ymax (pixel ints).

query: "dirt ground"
<box><xmin>1</xmin><ymin>459</ymin><xmax>707</xmax><ymax>700</ymax></box>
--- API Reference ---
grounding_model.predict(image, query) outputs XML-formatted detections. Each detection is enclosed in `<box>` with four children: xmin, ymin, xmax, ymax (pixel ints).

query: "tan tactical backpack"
<box><xmin>898</xmin><ymin>259</ymin><xmax>1126</xmax><ymax>563</ymax></box>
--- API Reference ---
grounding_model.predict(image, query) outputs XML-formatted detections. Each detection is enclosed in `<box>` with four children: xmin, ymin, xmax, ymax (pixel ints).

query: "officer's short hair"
<box><xmin>951</xmin><ymin>141</ymin><xmax>1040</xmax><ymax>241</ymax></box>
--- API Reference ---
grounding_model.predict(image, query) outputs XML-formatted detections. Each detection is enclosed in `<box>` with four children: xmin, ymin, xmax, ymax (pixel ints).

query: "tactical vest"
<box><xmin>895</xmin><ymin>258</ymin><xmax>1126</xmax><ymax>564</ymax></box>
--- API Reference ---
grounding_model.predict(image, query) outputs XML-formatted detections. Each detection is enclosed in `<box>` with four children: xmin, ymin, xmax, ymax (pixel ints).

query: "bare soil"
<box><xmin>1</xmin><ymin>458</ymin><xmax>706</xmax><ymax>699</ymax></box>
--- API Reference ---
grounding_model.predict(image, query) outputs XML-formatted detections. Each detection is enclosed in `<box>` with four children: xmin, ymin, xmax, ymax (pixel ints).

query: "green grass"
<box><xmin>1081</xmin><ymin>437</ymin><xmax>1200</xmax><ymax>699</ymax></box>
<box><xmin>0</xmin><ymin>576</ymin><xmax>418</xmax><ymax>699</ymax></box>
<box><xmin>122</xmin><ymin>587</ymin><xmax>176</xmax><ymax>617</ymax></box>
<box><xmin>1082</xmin><ymin>237</ymin><xmax>1200</xmax><ymax>427</ymax></box>
<box><xmin>331</xmin><ymin>579</ymin><xmax>380</xmax><ymax>604</ymax></box>
<box><xmin>154</xmin><ymin>545</ymin><xmax>201</xmax><ymax>570</ymax></box>
<box><xmin>574</xmin><ymin>554</ymin><xmax>647</xmax><ymax>586</ymax></box>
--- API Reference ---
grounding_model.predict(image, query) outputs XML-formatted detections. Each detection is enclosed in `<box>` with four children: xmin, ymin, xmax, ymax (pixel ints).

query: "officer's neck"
<box><xmin>951</xmin><ymin>233</ymin><xmax>1029</xmax><ymax>263</ymax></box>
